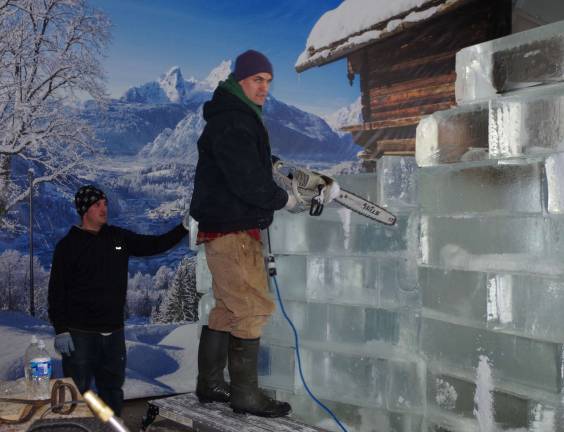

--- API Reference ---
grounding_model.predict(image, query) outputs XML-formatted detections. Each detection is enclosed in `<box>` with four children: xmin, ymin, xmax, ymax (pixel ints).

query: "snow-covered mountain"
<box><xmin>324</xmin><ymin>96</ymin><xmax>363</xmax><ymax>136</ymax></box>
<box><xmin>81</xmin><ymin>100</ymin><xmax>189</xmax><ymax>156</ymax></box>
<box><xmin>139</xmin><ymin>107</ymin><xmax>204</xmax><ymax>161</ymax></box>
<box><xmin>122</xmin><ymin>66</ymin><xmax>196</xmax><ymax>105</ymax></box>
<box><xmin>194</xmin><ymin>60</ymin><xmax>231</xmax><ymax>93</ymax></box>
<box><xmin>136</xmin><ymin>62</ymin><xmax>360</xmax><ymax>164</ymax></box>
<box><xmin>121</xmin><ymin>62</ymin><xmax>231</xmax><ymax>106</ymax></box>
<box><xmin>2</xmin><ymin>61</ymin><xmax>362</xmax><ymax>273</ymax></box>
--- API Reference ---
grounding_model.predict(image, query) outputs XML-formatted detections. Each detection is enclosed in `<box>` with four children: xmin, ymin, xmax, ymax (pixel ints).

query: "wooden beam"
<box><xmin>357</xmin><ymin>139</ymin><xmax>416</xmax><ymax>159</ymax></box>
<box><xmin>371</xmin><ymin>82</ymin><xmax>455</xmax><ymax>107</ymax></box>
<box><xmin>368</xmin><ymin>73</ymin><xmax>456</xmax><ymax>97</ymax></box>
<box><xmin>369</xmin><ymin>100</ymin><xmax>455</xmax><ymax>121</ymax></box>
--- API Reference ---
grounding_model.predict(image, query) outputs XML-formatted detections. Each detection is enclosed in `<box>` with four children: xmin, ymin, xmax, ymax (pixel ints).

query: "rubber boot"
<box><xmin>196</xmin><ymin>326</ymin><xmax>230</xmax><ymax>403</ymax></box>
<box><xmin>228</xmin><ymin>335</ymin><xmax>291</xmax><ymax>417</ymax></box>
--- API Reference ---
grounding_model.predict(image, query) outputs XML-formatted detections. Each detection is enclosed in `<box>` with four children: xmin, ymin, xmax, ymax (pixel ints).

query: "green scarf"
<box><xmin>219</xmin><ymin>74</ymin><xmax>263</xmax><ymax>120</ymax></box>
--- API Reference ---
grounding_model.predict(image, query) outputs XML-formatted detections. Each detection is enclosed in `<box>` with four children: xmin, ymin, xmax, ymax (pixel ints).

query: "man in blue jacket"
<box><xmin>190</xmin><ymin>50</ymin><xmax>297</xmax><ymax>417</ymax></box>
<box><xmin>48</xmin><ymin>185</ymin><xmax>189</xmax><ymax>415</ymax></box>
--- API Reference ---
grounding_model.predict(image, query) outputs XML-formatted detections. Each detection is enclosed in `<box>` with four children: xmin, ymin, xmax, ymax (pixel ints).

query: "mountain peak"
<box><xmin>160</xmin><ymin>66</ymin><xmax>188</xmax><ymax>104</ymax></box>
<box><xmin>324</xmin><ymin>97</ymin><xmax>362</xmax><ymax>136</ymax></box>
<box><xmin>200</xmin><ymin>60</ymin><xmax>232</xmax><ymax>91</ymax></box>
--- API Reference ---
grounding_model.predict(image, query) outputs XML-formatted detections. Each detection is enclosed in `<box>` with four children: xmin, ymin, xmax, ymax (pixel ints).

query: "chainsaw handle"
<box><xmin>309</xmin><ymin>198</ymin><xmax>323</xmax><ymax>216</ymax></box>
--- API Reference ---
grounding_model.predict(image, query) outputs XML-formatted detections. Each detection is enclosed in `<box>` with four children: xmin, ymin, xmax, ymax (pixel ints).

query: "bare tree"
<box><xmin>0</xmin><ymin>0</ymin><xmax>110</xmax><ymax>219</ymax></box>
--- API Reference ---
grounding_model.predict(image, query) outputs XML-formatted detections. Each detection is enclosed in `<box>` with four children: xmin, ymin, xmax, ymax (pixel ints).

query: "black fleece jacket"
<box><xmin>48</xmin><ymin>223</ymin><xmax>187</xmax><ymax>334</ymax></box>
<box><xmin>189</xmin><ymin>86</ymin><xmax>288</xmax><ymax>232</ymax></box>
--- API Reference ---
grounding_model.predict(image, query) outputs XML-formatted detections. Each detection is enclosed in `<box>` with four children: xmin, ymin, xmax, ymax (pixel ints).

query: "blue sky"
<box><xmin>90</xmin><ymin>0</ymin><xmax>359</xmax><ymax>116</ymax></box>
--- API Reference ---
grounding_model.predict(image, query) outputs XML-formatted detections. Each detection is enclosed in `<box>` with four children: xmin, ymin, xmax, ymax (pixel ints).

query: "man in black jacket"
<box><xmin>190</xmin><ymin>50</ymin><xmax>296</xmax><ymax>418</ymax></box>
<box><xmin>48</xmin><ymin>185</ymin><xmax>188</xmax><ymax>415</ymax></box>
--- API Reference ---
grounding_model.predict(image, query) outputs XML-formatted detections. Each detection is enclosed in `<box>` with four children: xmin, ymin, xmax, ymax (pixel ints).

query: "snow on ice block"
<box><xmin>275</xmin><ymin>390</ymin><xmax>424</xmax><ymax>432</ymax></box>
<box><xmin>415</xmin><ymin>103</ymin><xmax>489</xmax><ymax>167</ymax></box>
<box><xmin>489</xmin><ymin>83</ymin><xmax>564</xmax><ymax>158</ymax></box>
<box><xmin>269</xmin><ymin>210</ymin><xmax>407</xmax><ymax>255</ymax></box>
<box><xmin>418</xmin><ymin>214</ymin><xmax>564</xmax><ymax>276</ymax></box>
<box><xmin>419</xmin><ymin>159</ymin><xmax>543</xmax><ymax>215</ymax></box>
<box><xmin>456</xmin><ymin>20</ymin><xmax>564</xmax><ymax>104</ymax></box>
<box><xmin>420</xmin><ymin>267</ymin><xmax>564</xmax><ymax>343</ymax></box>
<box><xmin>420</xmin><ymin>317</ymin><xmax>564</xmax><ymax>394</ymax></box>
<box><xmin>147</xmin><ymin>392</ymin><xmax>328</xmax><ymax>432</ymax></box>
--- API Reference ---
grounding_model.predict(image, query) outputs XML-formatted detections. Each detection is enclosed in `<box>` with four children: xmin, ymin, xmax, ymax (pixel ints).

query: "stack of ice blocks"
<box><xmin>196</xmin><ymin>156</ymin><xmax>422</xmax><ymax>431</ymax></box>
<box><xmin>417</xmin><ymin>20</ymin><xmax>564</xmax><ymax>432</ymax></box>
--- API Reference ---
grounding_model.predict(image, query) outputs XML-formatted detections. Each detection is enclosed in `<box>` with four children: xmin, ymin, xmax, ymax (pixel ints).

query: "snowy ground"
<box><xmin>0</xmin><ymin>311</ymin><xmax>198</xmax><ymax>399</ymax></box>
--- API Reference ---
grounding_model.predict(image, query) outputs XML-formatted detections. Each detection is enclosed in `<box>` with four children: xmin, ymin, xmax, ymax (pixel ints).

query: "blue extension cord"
<box><xmin>270</xmin><ymin>273</ymin><xmax>349</xmax><ymax>432</ymax></box>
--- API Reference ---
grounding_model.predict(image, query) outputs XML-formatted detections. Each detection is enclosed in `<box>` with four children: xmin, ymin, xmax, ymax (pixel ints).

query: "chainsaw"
<box><xmin>272</xmin><ymin>160</ymin><xmax>396</xmax><ymax>226</ymax></box>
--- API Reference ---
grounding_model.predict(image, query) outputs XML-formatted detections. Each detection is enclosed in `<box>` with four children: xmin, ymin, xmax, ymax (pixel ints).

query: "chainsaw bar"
<box><xmin>335</xmin><ymin>190</ymin><xmax>396</xmax><ymax>226</ymax></box>
<box><xmin>273</xmin><ymin>162</ymin><xmax>396</xmax><ymax>225</ymax></box>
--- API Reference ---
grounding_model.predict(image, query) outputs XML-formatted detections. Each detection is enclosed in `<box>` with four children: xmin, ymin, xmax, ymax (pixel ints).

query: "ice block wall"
<box><xmin>195</xmin><ymin>20</ymin><xmax>564</xmax><ymax>432</ymax></box>
<box><xmin>196</xmin><ymin>156</ymin><xmax>422</xmax><ymax>431</ymax></box>
<box><xmin>417</xmin><ymin>20</ymin><xmax>564</xmax><ymax>432</ymax></box>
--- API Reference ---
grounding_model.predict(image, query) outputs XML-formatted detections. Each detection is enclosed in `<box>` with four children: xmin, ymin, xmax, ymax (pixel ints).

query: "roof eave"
<box><xmin>295</xmin><ymin>0</ymin><xmax>469</xmax><ymax>73</ymax></box>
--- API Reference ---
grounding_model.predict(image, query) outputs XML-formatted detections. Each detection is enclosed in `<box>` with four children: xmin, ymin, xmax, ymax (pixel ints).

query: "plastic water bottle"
<box><xmin>24</xmin><ymin>335</ymin><xmax>52</xmax><ymax>399</ymax></box>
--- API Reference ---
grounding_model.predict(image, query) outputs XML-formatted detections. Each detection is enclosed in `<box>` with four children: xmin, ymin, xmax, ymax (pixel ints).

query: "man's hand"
<box><xmin>319</xmin><ymin>180</ymin><xmax>341</xmax><ymax>204</ymax></box>
<box><xmin>284</xmin><ymin>194</ymin><xmax>298</xmax><ymax>210</ymax></box>
<box><xmin>54</xmin><ymin>332</ymin><xmax>75</xmax><ymax>356</ymax></box>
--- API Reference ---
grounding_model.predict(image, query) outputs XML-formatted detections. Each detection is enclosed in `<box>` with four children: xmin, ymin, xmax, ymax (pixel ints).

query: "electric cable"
<box><xmin>266</xmin><ymin>228</ymin><xmax>348</xmax><ymax>432</ymax></box>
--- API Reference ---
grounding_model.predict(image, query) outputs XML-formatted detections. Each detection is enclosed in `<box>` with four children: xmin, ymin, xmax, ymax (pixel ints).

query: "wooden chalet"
<box><xmin>296</xmin><ymin>0</ymin><xmax>512</xmax><ymax>160</ymax></box>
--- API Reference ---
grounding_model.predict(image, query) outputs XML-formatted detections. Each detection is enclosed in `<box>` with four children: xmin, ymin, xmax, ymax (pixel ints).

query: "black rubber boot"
<box><xmin>228</xmin><ymin>335</ymin><xmax>291</xmax><ymax>417</ymax></box>
<box><xmin>196</xmin><ymin>326</ymin><xmax>230</xmax><ymax>403</ymax></box>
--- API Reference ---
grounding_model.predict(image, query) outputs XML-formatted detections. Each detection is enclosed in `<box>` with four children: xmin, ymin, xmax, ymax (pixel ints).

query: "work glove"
<box><xmin>319</xmin><ymin>180</ymin><xmax>341</xmax><ymax>204</ymax></box>
<box><xmin>54</xmin><ymin>332</ymin><xmax>75</xmax><ymax>356</ymax></box>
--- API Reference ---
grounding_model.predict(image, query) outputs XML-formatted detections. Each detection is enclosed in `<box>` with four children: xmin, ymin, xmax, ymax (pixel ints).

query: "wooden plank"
<box><xmin>372</xmin><ymin>50</ymin><xmax>457</xmax><ymax>74</ymax></box>
<box><xmin>357</xmin><ymin>139</ymin><xmax>416</xmax><ymax>159</ymax></box>
<box><xmin>342</xmin><ymin>117</ymin><xmax>421</xmax><ymax>132</ymax></box>
<box><xmin>149</xmin><ymin>393</ymin><xmax>329</xmax><ymax>432</ymax></box>
<box><xmin>368</xmin><ymin>73</ymin><xmax>455</xmax><ymax>96</ymax></box>
<box><xmin>370</xmin><ymin>82</ymin><xmax>455</xmax><ymax>106</ymax></box>
<box><xmin>367</xmin><ymin>57</ymin><xmax>455</xmax><ymax>85</ymax></box>
<box><xmin>368</xmin><ymin>100</ymin><xmax>455</xmax><ymax>122</ymax></box>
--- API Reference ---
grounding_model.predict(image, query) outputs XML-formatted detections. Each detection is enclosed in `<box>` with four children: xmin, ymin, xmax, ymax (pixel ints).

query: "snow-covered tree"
<box><xmin>0</xmin><ymin>0</ymin><xmax>110</xmax><ymax>220</ymax></box>
<box><xmin>153</xmin><ymin>265</ymin><xmax>173</xmax><ymax>291</ymax></box>
<box><xmin>155</xmin><ymin>256</ymin><xmax>198</xmax><ymax>323</ymax></box>
<box><xmin>127</xmin><ymin>271</ymin><xmax>157</xmax><ymax>318</ymax></box>
<box><xmin>0</xmin><ymin>249</ymin><xmax>49</xmax><ymax>319</ymax></box>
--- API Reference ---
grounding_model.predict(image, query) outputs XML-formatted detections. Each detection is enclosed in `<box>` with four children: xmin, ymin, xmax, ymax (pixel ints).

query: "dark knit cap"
<box><xmin>233</xmin><ymin>50</ymin><xmax>273</xmax><ymax>81</ymax></box>
<box><xmin>75</xmin><ymin>185</ymin><xmax>107</xmax><ymax>216</ymax></box>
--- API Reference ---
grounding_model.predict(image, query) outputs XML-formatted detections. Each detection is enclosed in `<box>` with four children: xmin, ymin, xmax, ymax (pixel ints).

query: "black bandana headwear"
<box><xmin>75</xmin><ymin>185</ymin><xmax>107</xmax><ymax>216</ymax></box>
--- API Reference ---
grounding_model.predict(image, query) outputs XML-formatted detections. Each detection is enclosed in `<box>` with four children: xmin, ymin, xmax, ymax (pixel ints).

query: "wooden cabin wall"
<box><xmin>349</xmin><ymin>0</ymin><xmax>511</xmax><ymax>152</ymax></box>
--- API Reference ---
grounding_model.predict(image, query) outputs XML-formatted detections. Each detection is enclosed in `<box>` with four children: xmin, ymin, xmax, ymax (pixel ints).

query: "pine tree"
<box><xmin>158</xmin><ymin>257</ymin><xmax>199</xmax><ymax>323</ymax></box>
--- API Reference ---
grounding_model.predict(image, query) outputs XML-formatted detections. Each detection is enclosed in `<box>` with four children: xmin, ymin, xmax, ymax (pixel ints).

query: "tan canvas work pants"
<box><xmin>204</xmin><ymin>232</ymin><xmax>275</xmax><ymax>339</ymax></box>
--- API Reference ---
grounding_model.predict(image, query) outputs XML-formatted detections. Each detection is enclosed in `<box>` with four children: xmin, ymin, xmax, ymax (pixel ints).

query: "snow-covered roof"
<box><xmin>296</xmin><ymin>0</ymin><xmax>468</xmax><ymax>72</ymax></box>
